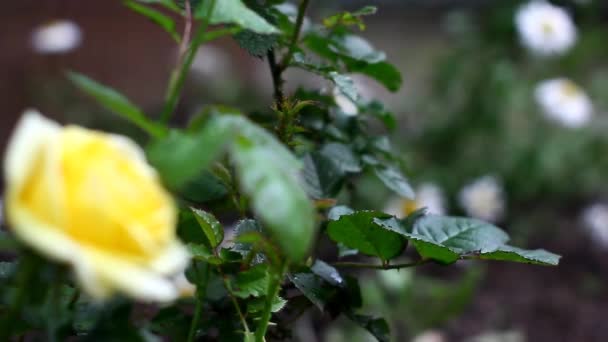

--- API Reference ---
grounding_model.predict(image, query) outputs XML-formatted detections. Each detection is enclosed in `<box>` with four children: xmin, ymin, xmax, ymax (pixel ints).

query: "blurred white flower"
<box><xmin>333</xmin><ymin>87</ymin><xmax>358</xmax><ymax>116</ymax></box>
<box><xmin>31</xmin><ymin>20</ymin><xmax>83</xmax><ymax>54</ymax></box>
<box><xmin>191</xmin><ymin>45</ymin><xmax>231</xmax><ymax>78</ymax></box>
<box><xmin>412</xmin><ymin>330</ymin><xmax>446</xmax><ymax>342</ymax></box>
<box><xmin>458</xmin><ymin>176</ymin><xmax>505</xmax><ymax>222</ymax></box>
<box><xmin>384</xmin><ymin>183</ymin><xmax>446</xmax><ymax>219</ymax></box>
<box><xmin>582</xmin><ymin>203</ymin><xmax>608</xmax><ymax>249</ymax></box>
<box><xmin>535</xmin><ymin>78</ymin><xmax>593</xmax><ymax>128</ymax></box>
<box><xmin>378</xmin><ymin>268</ymin><xmax>413</xmax><ymax>292</ymax></box>
<box><xmin>466</xmin><ymin>330</ymin><xmax>524</xmax><ymax>342</ymax></box>
<box><xmin>515</xmin><ymin>1</ymin><xmax>577</xmax><ymax>56</ymax></box>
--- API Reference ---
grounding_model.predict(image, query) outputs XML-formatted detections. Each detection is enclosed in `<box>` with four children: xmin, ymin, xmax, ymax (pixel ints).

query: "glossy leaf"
<box><xmin>326</xmin><ymin>210</ymin><xmax>406</xmax><ymax>261</ymax></box>
<box><xmin>381</xmin><ymin>215</ymin><xmax>510</xmax><ymax>264</ymax></box>
<box><xmin>191</xmin><ymin>208</ymin><xmax>223</xmax><ymax>248</ymax></box>
<box><xmin>227</xmin><ymin>117</ymin><xmax>315</xmax><ymax>261</ymax></box>
<box><xmin>196</xmin><ymin>0</ymin><xmax>278</xmax><ymax>34</ymax></box>
<box><xmin>346</xmin><ymin>313</ymin><xmax>390</xmax><ymax>342</ymax></box>
<box><xmin>320</xmin><ymin>143</ymin><xmax>362</xmax><ymax>173</ymax></box>
<box><xmin>67</xmin><ymin>72</ymin><xmax>166</xmax><ymax>137</ymax></box>
<box><xmin>479</xmin><ymin>245</ymin><xmax>561</xmax><ymax>266</ymax></box>
<box><xmin>302</xmin><ymin>152</ymin><xmax>345</xmax><ymax>199</ymax></box>
<box><xmin>125</xmin><ymin>1</ymin><xmax>180</xmax><ymax>42</ymax></box>
<box><xmin>373</xmin><ymin>164</ymin><xmax>415</xmax><ymax>199</ymax></box>
<box><xmin>232</xmin><ymin>265</ymin><xmax>269</xmax><ymax>298</ymax></box>
<box><xmin>146</xmin><ymin>116</ymin><xmax>236</xmax><ymax>190</ymax></box>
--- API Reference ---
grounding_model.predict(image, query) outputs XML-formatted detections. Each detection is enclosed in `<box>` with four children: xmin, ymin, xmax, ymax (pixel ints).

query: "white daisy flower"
<box><xmin>412</xmin><ymin>331</ymin><xmax>446</xmax><ymax>342</ymax></box>
<box><xmin>535</xmin><ymin>78</ymin><xmax>593</xmax><ymax>128</ymax></box>
<box><xmin>515</xmin><ymin>1</ymin><xmax>577</xmax><ymax>56</ymax></box>
<box><xmin>333</xmin><ymin>87</ymin><xmax>359</xmax><ymax>116</ymax></box>
<box><xmin>384</xmin><ymin>183</ymin><xmax>446</xmax><ymax>219</ymax></box>
<box><xmin>31</xmin><ymin>20</ymin><xmax>83</xmax><ymax>54</ymax></box>
<box><xmin>458</xmin><ymin>176</ymin><xmax>505</xmax><ymax>223</ymax></box>
<box><xmin>378</xmin><ymin>269</ymin><xmax>413</xmax><ymax>292</ymax></box>
<box><xmin>581</xmin><ymin>203</ymin><xmax>608</xmax><ymax>249</ymax></box>
<box><xmin>191</xmin><ymin>45</ymin><xmax>231</xmax><ymax>78</ymax></box>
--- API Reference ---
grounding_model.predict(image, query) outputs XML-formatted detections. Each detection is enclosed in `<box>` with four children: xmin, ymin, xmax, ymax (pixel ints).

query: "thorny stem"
<box><xmin>216</xmin><ymin>263</ymin><xmax>251</xmax><ymax>335</ymax></box>
<box><xmin>331</xmin><ymin>259</ymin><xmax>430</xmax><ymax>270</ymax></box>
<box><xmin>279</xmin><ymin>0</ymin><xmax>311</xmax><ymax>72</ymax></box>
<box><xmin>267</xmin><ymin>50</ymin><xmax>286</xmax><ymax>111</ymax></box>
<box><xmin>178</xmin><ymin>0</ymin><xmax>193</xmax><ymax>63</ymax></box>
<box><xmin>160</xmin><ymin>0</ymin><xmax>217</xmax><ymax>124</ymax></box>
<box><xmin>255</xmin><ymin>261</ymin><xmax>287</xmax><ymax>342</ymax></box>
<box><xmin>267</xmin><ymin>0</ymin><xmax>311</xmax><ymax>146</ymax></box>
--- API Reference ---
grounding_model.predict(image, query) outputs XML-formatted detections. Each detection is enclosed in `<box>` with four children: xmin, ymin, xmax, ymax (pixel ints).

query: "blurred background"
<box><xmin>3</xmin><ymin>0</ymin><xmax>608</xmax><ymax>341</ymax></box>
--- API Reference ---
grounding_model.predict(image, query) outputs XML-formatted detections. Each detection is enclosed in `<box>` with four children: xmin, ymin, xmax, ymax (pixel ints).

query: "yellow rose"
<box><xmin>4</xmin><ymin>110</ymin><xmax>189</xmax><ymax>302</ymax></box>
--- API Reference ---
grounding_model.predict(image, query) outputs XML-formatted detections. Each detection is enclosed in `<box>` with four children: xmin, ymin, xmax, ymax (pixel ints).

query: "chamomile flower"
<box><xmin>535</xmin><ymin>78</ymin><xmax>593</xmax><ymax>128</ymax></box>
<box><xmin>515</xmin><ymin>1</ymin><xmax>577</xmax><ymax>56</ymax></box>
<box><xmin>458</xmin><ymin>176</ymin><xmax>505</xmax><ymax>223</ymax></box>
<box><xmin>384</xmin><ymin>183</ymin><xmax>446</xmax><ymax>219</ymax></box>
<box><xmin>31</xmin><ymin>20</ymin><xmax>83</xmax><ymax>54</ymax></box>
<box><xmin>581</xmin><ymin>203</ymin><xmax>608</xmax><ymax>249</ymax></box>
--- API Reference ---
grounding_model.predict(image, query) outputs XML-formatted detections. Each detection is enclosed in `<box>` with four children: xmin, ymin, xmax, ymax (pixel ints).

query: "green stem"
<box><xmin>217</xmin><ymin>266</ymin><xmax>250</xmax><ymax>335</ymax></box>
<box><xmin>279</xmin><ymin>0</ymin><xmax>311</xmax><ymax>72</ymax></box>
<box><xmin>254</xmin><ymin>262</ymin><xmax>287</xmax><ymax>342</ymax></box>
<box><xmin>187</xmin><ymin>263</ymin><xmax>209</xmax><ymax>342</ymax></box>
<box><xmin>331</xmin><ymin>259</ymin><xmax>430</xmax><ymax>270</ymax></box>
<box><xmin>160</xmin><ymin>0</ymin><xmax>217</xmax><ymax>124</ymax></box>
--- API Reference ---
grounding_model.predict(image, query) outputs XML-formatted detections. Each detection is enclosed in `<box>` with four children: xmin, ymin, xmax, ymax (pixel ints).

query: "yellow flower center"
<box><xmin>559</xmin><ymin>80</ymin><xmax>582</xmax><ymax>99</ymax></box>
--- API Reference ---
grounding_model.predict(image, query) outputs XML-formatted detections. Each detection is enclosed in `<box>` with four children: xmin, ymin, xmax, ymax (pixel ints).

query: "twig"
<box><xmin>331</xmin><ymin>259</ymin><xmax>430</xmax><ymax>270</ymax></box>
<box><xmin>160</xmin><ymin>0</ymin><xmax>217</xmax><ymax>124</ymax></box>
<box><xmin>267</xmin><ymin>50</ymin><xmax>286</xmax><ymax>111</ymax></box>
<box><xmin>279</xmin><ymin>0</ymin><xmax>311</xmax><ymax>72</ymax></box>
<box><xmin>177</xmin><ymin>0</ymin><xmax>193</xmax><ymax>64</ymax></box>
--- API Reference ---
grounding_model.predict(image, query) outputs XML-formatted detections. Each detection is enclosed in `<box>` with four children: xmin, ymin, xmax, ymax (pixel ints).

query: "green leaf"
<box><xmin>329</xmin><ymin>72</ymin><xmax>360</xmax><ymax>103</ymax></box>
<box><xmin>291</xmin><ymin>53</ymin><xmax>360</xmax><ymax>103</ymax></box>
<box><xmin>288</xmin><ymin>272</ymin><xmax>338</xmax><ymax>311</ymax></box>
<box><xmin>135</xmin><ymin>0</ymin><xmax>181</xmax><ymax>12</ymax></box>
<box><xmin>0</xmin><ymin>232</ymin><xmax>18</xmax><ymax>252</ymax></box>
<box><xmin>311</xmin><ymin>260</ymin><xmax>344</xmax><ymax>287</ymax></box>
<box><xmin>190</xmin><ymin>208</ymin><xmax>223</xmax><ymax>248</ymax></box>
<box><xmin>319</xmin><ymin>143</ymin><xmax>362</xmax><ymax>173</ymax></box>
<box><xmin>179</xmin><ymin>170</ymin><xmax>229</xmax><ymax>204</ymax></box>
<box><xmin>234</xmin><ymin>30</ymin><xmax>277</xmax><ymax>57</ymax></box>
<box><xmin>346</xmin><ymin>313</ymin><xmax>390</xmax><ymax>342</ymax></box>
<box><xmin>323</xmin><ymin>6</ymin><xmax>377</xmax><ymax>31</ymax></box>
<box><xmin>196</xmin><ymin>0</ymin><xmax>278</xmax><ymax>34</ymax></box>
<box><xmin>67</xmin><ymin>72</ymin><xmax>166</xmax><ymax>137</ymax></box>
<box><xmin>125</xmin><ymin>1</ymin><xmax>180</xmax><ymax>42</ymax></box>
<box><xmin>146</xmin><ymin>116</ymin><xmax>236</xmax><ymax>190</ymax></box>
<box><xmin>232</xmin><ymin>264</ymin><xmax>269</xmax><ymax>298</ymax></box>
<box><xmin>349</xmin><ymin>61</ymin><xmax>402</xmax><ymax>92</ymax></box>
<box><xmin>478</xmin><ymin>246</ymin><xmax>561</xmax><ymax>266</ymax></box>
<box><xmin>187</xmin><ymin>243</ymin><xmax>223</xmax><ymax>264</ymax></box>
<box><xmin>301</xmin><ymin>152</ymin><xmax>345</xmax><ymax>199</ymax></box>
<box><xmin>326</xmin><ymin>210</ymin><xmax>406</xmax><ymax>261</ymax></box>
<box><xmin>227</xmin><ymin>117</ymin><xmax>315</xmax><ymax>261</ymax></box>
<box><xmin>0</xmin><ymin>262</ymin><xmax>16</xmax><ymax>279</ymax></box>
<box><xmin>384</xmin><ymin>216</ymin><xmax>510</xmax><ymax>264</ymax></box>
<box><xmin>329</xmin><ymin>34</ymin><xmax>386</xmax><ymax>64</ymax></box>
<box><xmin>247</xmin><ymin>295</ymin><xmax>287</xmax><ymax>314</ymax></box>
<box><xmin>232</xmin><ymin>219</ymin><xmax>263</xmax><ymax>255</ymax></box>
<box><xmin>373</xmin><ymin>164</ymin><xmax>415</xmax><ymax>199</ymax></box>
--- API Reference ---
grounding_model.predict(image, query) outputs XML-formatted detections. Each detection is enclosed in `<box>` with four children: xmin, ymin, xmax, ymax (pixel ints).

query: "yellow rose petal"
<box><xmin>4</xmin><ymin>110</ymin><xmax>189</xmax><ymax>302</ymax></box>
